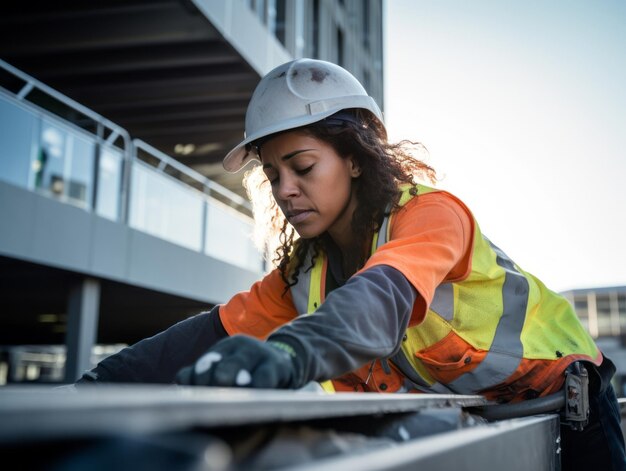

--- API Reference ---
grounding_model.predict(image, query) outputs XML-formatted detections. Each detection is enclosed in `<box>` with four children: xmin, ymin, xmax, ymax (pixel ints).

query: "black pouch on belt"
<box><xmin>561</xmin><ymin>361</ymin><xmax>590</xmax><ymax>431</ymax></box>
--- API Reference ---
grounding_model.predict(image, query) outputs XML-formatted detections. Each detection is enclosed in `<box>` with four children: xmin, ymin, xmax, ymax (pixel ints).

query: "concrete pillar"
<box><xmin>64</xmin><ymin>277</ymin><xmax>101</xmax><ymax>383</ymax></box>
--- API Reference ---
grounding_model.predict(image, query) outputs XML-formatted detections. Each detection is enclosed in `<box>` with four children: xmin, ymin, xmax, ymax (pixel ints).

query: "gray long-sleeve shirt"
<box><xmin>79</xmin><ymin>307</ymin><xmax>228</xmax><ymax>383</ymax></box>
<box><xmin>269</xmin><ymin>257</ymin><xmax>418</xmax><ymax>386</ymax></box>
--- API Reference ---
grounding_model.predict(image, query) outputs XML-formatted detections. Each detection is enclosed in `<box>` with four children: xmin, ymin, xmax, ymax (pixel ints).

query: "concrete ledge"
<box><xmin>0</xmin><ymin>180</ymin><xmax>261</xmax><ymax>304</ymax></box>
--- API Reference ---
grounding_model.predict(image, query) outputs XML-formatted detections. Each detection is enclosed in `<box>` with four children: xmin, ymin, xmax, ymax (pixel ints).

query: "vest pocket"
<box><xmin>414</xmin><ymin>331</ymin><xmax>487</xmax><ymax>384</ymax></box>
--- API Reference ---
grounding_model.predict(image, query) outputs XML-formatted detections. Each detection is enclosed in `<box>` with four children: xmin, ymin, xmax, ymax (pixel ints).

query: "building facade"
<box><xmin>0</xmin><ymin>0</ymin><xmax>385</xmax><ymax>384</ymax></box>
<box><xmin>561</xmin><ymin>286</ymin><xmax>626</xmax><ymax>395</ymax></box>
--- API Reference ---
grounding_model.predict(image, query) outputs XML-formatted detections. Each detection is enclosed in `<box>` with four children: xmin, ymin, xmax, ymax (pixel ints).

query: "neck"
<box><xmin>341</xmin><ymin>251</ymin><xmax>361</xmax><ymax>278</ymax></box>
<box><xmin>327</xmin><ymin>186</ymin><xmax>359</xmax><ymax>251</ymax></box>
<box><xmin>326</xmin><ymin>233</ymin><xmax>371</xmax><ymax>279</ymax></box>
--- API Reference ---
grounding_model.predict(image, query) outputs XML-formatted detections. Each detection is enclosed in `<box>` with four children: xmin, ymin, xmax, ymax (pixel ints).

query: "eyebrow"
<box><xmin>262</xmin><ymin>149</ymin><xmax>314</xmax><ymax>169</ymax></box>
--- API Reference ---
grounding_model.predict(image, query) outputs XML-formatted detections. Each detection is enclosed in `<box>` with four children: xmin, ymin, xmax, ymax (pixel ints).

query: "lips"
<box><xmin>286</xmin><ymin>209</ymin><xmax>313</xmax><ymax>224</ymax></box>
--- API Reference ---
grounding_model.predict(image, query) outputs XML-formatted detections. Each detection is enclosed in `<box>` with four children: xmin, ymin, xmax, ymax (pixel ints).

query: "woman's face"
<box><xmin>260</xmin><ymin>130</ymin><xmax>360</xmax><ymax>246</ymax></box>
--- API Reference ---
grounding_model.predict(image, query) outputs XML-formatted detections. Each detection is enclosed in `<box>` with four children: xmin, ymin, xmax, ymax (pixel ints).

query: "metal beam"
<box><xmin>0</xmin><ymin>386</ymin><xmax>560</xmax><ymax>470</ymax></box>
<box><xmin>18</xmin><ymin>43</ymin><xmax>240</xmax><ymax>79</ymax></box>
<box><xmin>0</xmin><ymin>386</ymin><xmax>486</xmax><ymax>442</ymax></box>
<box><xmin>287</xmin><ymin>415</ymin><xmax>560</xmax><ymax>471</ymax></box>
<box><xmin>0</xmin><ymin>3</ymin><xmax>219</xmax><ymax>55</ymax></box>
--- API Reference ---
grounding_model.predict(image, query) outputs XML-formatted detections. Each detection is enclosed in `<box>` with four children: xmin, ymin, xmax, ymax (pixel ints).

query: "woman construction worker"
<box><xmin>77</xmin><ymin>58</ymin><xmax>625</xmax><ymax>470</ymax></box>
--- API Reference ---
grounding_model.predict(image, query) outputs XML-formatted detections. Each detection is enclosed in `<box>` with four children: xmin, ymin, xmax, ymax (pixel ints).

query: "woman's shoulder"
<box><xmin>390</xmin><ymin>183</ymin><xmax>476</xmax><ymax>245</ymax></box>
<box><xmin>398</xmin><ymin>183</ymin><xmax>474</xmax><ymax>219</ymax></box>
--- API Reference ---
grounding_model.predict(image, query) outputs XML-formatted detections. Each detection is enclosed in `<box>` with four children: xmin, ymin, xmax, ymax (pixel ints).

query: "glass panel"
<box><xmin>36</xmin><ymin>121</ymin><xmax>67</xmax><ymax>198</ymax></box>
<box><xmin>205</xmin><ymin>198</ymin><xmax>262</xmax><ymax>272</ymax></box>
<box><xmin>67</xmin><ymin>131</ymin><xmax>95</xmax><ymax>206</ymax></box>
<box><xmin>129</xmin><ymin>162</ymin><xmax>203</xmax><ymax>252</ymax></box>
<box><xmin>36</xmin><ymin>119</ymin><xmax>95</xmax><ymax>208</ymax></box>
<box><xmin>95</xmin><ymin>146</ymin><xmax>122</xmax><ymax>221</ymax></box>
<box><xmin>0</xmin><ymin>97</ymin><xmax>37</xmax><ymax>189</ymax></box>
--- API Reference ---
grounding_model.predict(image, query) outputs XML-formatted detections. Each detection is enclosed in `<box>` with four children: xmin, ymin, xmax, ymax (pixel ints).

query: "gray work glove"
<box><xmin>175</xmin><ymin>335</ymin><xmax>306</xmax><ymax>389</ymax></box>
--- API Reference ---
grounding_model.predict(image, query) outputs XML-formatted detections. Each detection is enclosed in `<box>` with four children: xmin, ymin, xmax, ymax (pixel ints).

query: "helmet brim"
<box><xmin>223</xmin><ymin>107</ymin><xmax>349</xmax><ymax>173</ymax></box>
<box><xmin>222</xmin><ymin>97</ymin><xmax>384</xmax><ymax>173</ymax></box>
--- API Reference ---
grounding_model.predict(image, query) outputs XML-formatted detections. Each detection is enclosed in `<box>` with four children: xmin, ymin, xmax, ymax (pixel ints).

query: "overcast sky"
<box><xmin>384</xmin><ymin>0</ymin><xmax>626</xmax><ymax>293</ymax></box>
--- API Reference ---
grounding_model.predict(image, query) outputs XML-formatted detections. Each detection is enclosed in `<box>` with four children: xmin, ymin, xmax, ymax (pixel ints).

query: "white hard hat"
<box><xmin>222</xmin><ymin>58</ymin><xmax>384</xmax><ymax>173</ymax></box>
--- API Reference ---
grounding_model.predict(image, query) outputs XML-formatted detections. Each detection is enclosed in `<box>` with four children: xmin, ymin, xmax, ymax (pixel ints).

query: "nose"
<box><xmin>275</xmin><ymin>172</ymin><xmax>300</xmax><ymax>200</ymax></box>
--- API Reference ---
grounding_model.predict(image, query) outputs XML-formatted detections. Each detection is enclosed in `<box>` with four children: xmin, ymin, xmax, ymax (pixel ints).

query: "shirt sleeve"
<box><xmin>361</xmin><ymin>190</ymin><xmax>474</xmax><ymax>325</ymax></box>
<box><xmin>268</xmin><ymin>264</ymin><xmax>417</xmax><ymax>383</ymax></box>
<box><xmin>79</xmin><ymin>306</ymin><xmax>228</xmax><ymax>384</ymax></box>
<box><xmin>219</xmin><ymin>267</ymin><xmax>298</xmax><ymax>339</ymax></box>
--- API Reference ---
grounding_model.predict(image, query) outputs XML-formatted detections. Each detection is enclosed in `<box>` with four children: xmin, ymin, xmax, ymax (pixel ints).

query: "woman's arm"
<box><xmin>176</xmin><ymin>265</ymin><xmax>417</xmax><ymax>388</ymax></box>
<box><xmin>77</xmin><ymin>306</ymin><xmax>228</xmax><ymax>384</ymax></box>
<box><xmin>268</xmin><ymin>264</ymin><xmax>418</xmax><ymax>383</ymax></box>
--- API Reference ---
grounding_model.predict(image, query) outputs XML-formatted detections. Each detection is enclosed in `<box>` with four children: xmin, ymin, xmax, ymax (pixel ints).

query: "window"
<box><xmin>36</xmin><ymin>120</ymin><xmax>95</xmax><ymax>208</ymax></box>
<box><xmin>337</xmin><ymin>27</ymin><xmax>344</xmax><ymax>66</ymax></box>
<box><xmin>619</xmin><ymin>294</ymin><xmax>626</xmax><ymax>332</ymax></box>
<box><xmin>596</xmin><ymin>294</ymin><xmax>613</xmax><ymax>336</ymax></box>
<box><xmin>574</xmin><ymin>296</ymin><xmax>588</xmax><ymax>318</ymax></box>
<box><xmin>312</xmin><ymin>0</ymin><xmax>319</xmax><ymax>58</ymax></box>
<box><xmin>362</xmin><ymin>0</ymin><xmax>370</xmax><ymax>50</ymax></box>
<box><xmin>274</xmin><ymin>0</ymin><xmax>286</xmax><ymax>46</ymax></box>
<box><xmin>0</xmin><ymin>97</ymin><xmax>37</xmax><ymax>189</ymax></box>
<box><xmin>95</xmin><ymin>146</ymin><xmax>123</xmax><ymax>221</ymax></box>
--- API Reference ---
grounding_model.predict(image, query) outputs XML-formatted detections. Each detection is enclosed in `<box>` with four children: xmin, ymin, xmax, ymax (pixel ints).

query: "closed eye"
<box><xmin>265</xmin><ymin>165</ymin><xmax>313</xmax><ymax>186</ymax></box>
<box><xmin>296</xmin><ymin>165</ymin><xmax>314</xmax><ymax>176</ymax></box>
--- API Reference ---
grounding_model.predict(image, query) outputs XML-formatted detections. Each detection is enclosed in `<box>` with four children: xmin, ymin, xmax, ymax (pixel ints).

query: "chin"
<box><xmin>293</xmin><ymin>227</ymin><xmax>323</xmax><ymax>240</ymax></box>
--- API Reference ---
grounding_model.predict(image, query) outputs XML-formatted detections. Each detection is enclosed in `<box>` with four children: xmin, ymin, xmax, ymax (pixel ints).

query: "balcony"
<box><xmin>0</xmin><ymin>59</ymin><xmax>265</xmax><ymax>382</ymax></box>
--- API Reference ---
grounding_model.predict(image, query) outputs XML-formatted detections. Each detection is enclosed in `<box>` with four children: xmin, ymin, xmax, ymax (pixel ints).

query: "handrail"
<box><xmin>133</xmin><ymin>139</ymin><xmax>251</xmax><ymax>211</ymax></box>
<box><xmin>0</xmin><ymin>58</ymin><xmax>252</xmax><ymax>220</ymax></box>
<box><xmin>0</xmin><ymin>58</ymin><xmax>131</xmax><ymax>152</ymax></box>
<box><xmin>0</xmin><ymin>58</ymin><xmax>136</xmax><ymax>224</ymax></box>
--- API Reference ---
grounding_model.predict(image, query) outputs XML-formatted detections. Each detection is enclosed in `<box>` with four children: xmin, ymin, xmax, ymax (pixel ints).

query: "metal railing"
<box><xmin>133</xmin><ymin>139</ymin><xmax>250</xmax><ymax>213</ymax></box>
<box><xmin>0</xmin><ymin>59</ymin><xmax>263</xmax><ymax>273</ymax></box>
<box><xmin>0</xmin><ymin>58</ymin><xmax>133</xmax><ymax>222</ymax></box>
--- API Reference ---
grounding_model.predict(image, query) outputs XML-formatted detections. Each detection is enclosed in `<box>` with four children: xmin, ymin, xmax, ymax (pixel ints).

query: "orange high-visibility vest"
<box><xmin>291</xmin><ymin>184</ymin><xmax>601</xmax><ymax>400</ymax></box>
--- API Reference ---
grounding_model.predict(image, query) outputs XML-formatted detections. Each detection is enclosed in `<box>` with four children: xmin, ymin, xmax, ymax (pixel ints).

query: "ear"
<box><xmin>348</xmin><ymin>155</ymin><xmax>362</xmax><ymax>178</ymax></box>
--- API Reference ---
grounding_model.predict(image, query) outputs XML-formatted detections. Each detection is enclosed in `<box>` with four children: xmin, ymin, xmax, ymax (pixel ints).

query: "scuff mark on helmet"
<box><xmin>309</xmin><ymin>67</ymin><xmax>329</xmax><ymax>83</ymax></box>
<box><xmin>278</xmin><ymin>71</ymin><xmax>286</xmax><ymax>78</ymax></box>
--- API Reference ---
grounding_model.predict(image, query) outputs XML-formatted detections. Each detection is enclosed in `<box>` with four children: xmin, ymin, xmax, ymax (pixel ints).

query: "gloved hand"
<box><xmin>175</xmin><ymin>335</ymin><xmax>304</xmax><ymax>389</ymax></box>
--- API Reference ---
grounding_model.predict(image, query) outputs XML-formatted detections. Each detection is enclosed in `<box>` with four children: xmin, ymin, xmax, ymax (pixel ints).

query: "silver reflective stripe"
<box><xmin>447</xmin><ymin>238</ymin><xmax>528</xmax><ymax>393</ymax></box>
<box><xmin>290</xmin><ymin>250</ymin><xmax>313</xmax><ymax>316</ymax></box>
<box><xmin>430</xmin><ymin>283</ymin><xmax>454</xmax><ymax>321</ymax></box>
<box><xmin>376</xmin><ymin>213</ymin><xmax>391</xmax><ymax>249</ymax></box>
<box><xmin>390</xmin><ymin>351</ymin><xmax>454</xmax><ymax>394</ymax></box>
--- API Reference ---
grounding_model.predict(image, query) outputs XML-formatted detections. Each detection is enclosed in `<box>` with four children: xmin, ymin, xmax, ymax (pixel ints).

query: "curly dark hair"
<box><xmin>242</xmin><ymin>109</ymin><xmax>436</xmax><ymax>293</ymax></box>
